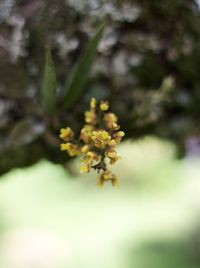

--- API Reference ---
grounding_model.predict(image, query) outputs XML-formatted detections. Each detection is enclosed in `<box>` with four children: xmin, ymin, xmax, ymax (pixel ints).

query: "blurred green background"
<box><xmin>1</xmin><ymin>0</ymin><xmax>200</xmax><ymax>173</ymax></box>
<box><xmin>0</xmin><ymin>137</ymin><xmax>200</xmax><ymax>268</ymax></box>
<box><xmin>1</xmin><ymin>0</ymin><xmax>200</xmax><ymax>267</ymax></box>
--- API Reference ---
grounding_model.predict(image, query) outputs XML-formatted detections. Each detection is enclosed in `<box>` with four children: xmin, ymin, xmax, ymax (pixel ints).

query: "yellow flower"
<box><xmin>114</xmin><ymin>131</ymin><xmax>125</xmax><ymax>143</ymax></box>
<box><xmin>110</xmin><ymin>122</ymin><xmax>120</xmax><ymax>130</ymax></box>
<box><xmin>80</xmin><ymin>164</ymin><xmax>91</xmax><ymax>173</ymax></box>
<box><xmin>91</xmin><ymin>130</ymin><xmax>111</xmax><ymax>149</ymax></box>
<box><xmin>105</xmin><ymin>149</ymin><xmax>120</xmax><ymax>164</ymax></box>
<box><xmin>85</xmin><ymin>110</ymin><xmax>96</xmax><ymax>125</ymax></box>
<box><xmin>90</xmin><ymin>97</ymin><xmax>97</xmax><ymax>110</ymax></box>
<box><xmin>87</xmin><ymin>151</ymin><xmax>99</xmax><ymax>161</ymax></box>
<box><xmin>104</xmin><ymin>113</ymin><xmax>118</xmax><ymax>123</ymax></box>
<box><xmin>60</xmin><ymin>143</ymin><xmax>70</xmax><ymax>151</ymax></box>
<box><xmin>59</xmin><ymin>97</ymin><xmax>124</xmax><ymax>187</ymax></box>
<box><xmin>81</xmin><ymin>145</ymin><xmax>90</xmax><ymax>153</ymax></box>
<box><xmin>59</xmin><ymin>127</ymin><xmax>74</xmax><ymax>141</ymax></box>
<box><xmin>100</xmin><ymin>101</ymin><xmax>109</xmax><ymax>111</ymax></box>
<box><xmin>80</xmin><ymin>125</ymin><xmax>94</xmax><ymax>144</ymax></box>
<box><xmin>97</xmin><ymin>177</ymin><xmax>105</xmax><ymax>188</ymax></box>
<box><xmin>105</xmin><ymin>149</ymin><xmax>117</xmax><ymax>158</ymax></box>
<box><xmin>108</xmin><ymin>139</ymin><xmax>117</xmax><ymax>147</ymax></box>
<box><xmin>82</xmin><ymin>151</ymin><xmax>99</xmax><ymax>166</ymax></box>
<box><xmin>104</xmin><ymin>113</ymin><xmax>119</xmax><ymax>129</ymax></box>
<box><xmin>60</xmin><ymin>142</ymin><xmax>81</xmax><ymax>156</ymax></box>
<box><xmin>97</xmin><ymin>170</ymin><xmax>119</xmax><ymax>187</ymax></box>
<box><xmin>111</xmin><ymin>177</ymin><xmax>119</xmax><ymax>187</ymax></box>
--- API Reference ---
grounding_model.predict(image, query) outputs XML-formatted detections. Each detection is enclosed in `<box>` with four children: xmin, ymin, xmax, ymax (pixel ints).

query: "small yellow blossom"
<box><xmin>117</xmin><ymin>131</ymin><xmax>125</xmax><ymax>137</ymax></box>
<box><xmin>60</xmin><ymin>142</ymin><xmax>81</xmax><ymax>156</ymax></box>
<box><xmin>104</xmin><ymin>113</ymin><xmax>119</xmax><ymax>129</ymax></box>
<box><xmin>100</xmin><ymin>101</ymin><xmax>109</xmax><ymax>111</ymax></box>
<box><xmin>80</xmin><ymin>125</ymin><xmax>94</xmax><ymax>144</ymax></box>
<box><xmin>85</xmin><ymin>110</ymin><xmax>96</xmax><ymax>125</ymax></box>
<box><xmin>110</xmin><ymin>122</ymin><xmax>120</xmax><ymax>130</ymax></box>
<box><xmin>59</xmin><ymin>127</ymin><xmax>74</xmax><ymax>141</ymax></box>
<box><xmin>81</xmin><ymin>145</ymin><xmax>90</xmax><ymax>153</ymax></box>
<box><xmin>90</xmin><ymin>97</ymin><xmax>97</xmax><ymax>109</ymax></box>
<box><xmin>60</xmin><ymin>143</ymin><xmax>70</xmax><ymax>151</ymax></box>
<box><xmin>97</xmin><ymin>178</ymin><xmax>105</xmax><ymax>188</ymax></box>
<box><xmin>101</xmin><ymin>170</ymin><xmax>112</xmax><ymax>180</ymax></box>
<box><xmin>97</xmin><ymin>170</ymin><xmax>119</xmax><ymax>187</ymax></box>
<box><xmin>114</xmin><ymin>131</ymin><xmax>125</xmax><ymax>143</ymax></box>
<box><xmin>105</xmin><ymin>149</ymin><xmax>117</xmax><ymax>158</ymax></box>
<box><xmin>80</xmin><ymin>164</ymin><xmax>91</xmax><ymax>173</ymax></box>
<box><xmin>59</xmin><ymin>98</ymin><xmax>124</xmax><ymax>187</ymax></box>
<box><xmin>104</xmin><ymin>113</ymin><xmax>118</xmax><ymax>123</ymax></box>
<box><xmin>108</xmin><ymin>139</ymin><xmax>117</xmax><ymax>147</ymax></box>
<box><xmin>82</xmin><ymin>151</ymin><xmax>99</xmax><ymax>165</ymax></box>
<box><xmin>87</xmin><ymin>151</ymin><xmax>99</xmax><ymax>161</ymax></box>
<box><xmin>105</xmin><ymin>149</ymin><xmax>120</xmax><ymax>164</ymax></box>
<box><xmin>91</xmin><ymin>130</ymin><xmax>111</xmax><ymax>149</ymax></box>
<box><xmin>111</xmin><ymin>178</ymin><xmax>119</xmax><ymax>187</ymax></box>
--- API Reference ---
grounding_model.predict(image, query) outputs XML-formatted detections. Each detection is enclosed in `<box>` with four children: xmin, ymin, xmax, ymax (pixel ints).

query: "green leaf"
<box><xmin>41</xmin><ymin>47</ymin><xmax>57</xmax><ymax>115</ymax></box>
<box><xmin>62</xmin><ymin>23</ymin><xmax>105</xmax><ymax>109</ymax></box>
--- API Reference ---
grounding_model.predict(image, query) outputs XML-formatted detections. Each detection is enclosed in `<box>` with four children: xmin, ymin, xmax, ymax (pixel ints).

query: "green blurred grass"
<box><xmin>0</xmin><ymin>137</ymin><xmax>199</xmax><ymax>268</ymax></box>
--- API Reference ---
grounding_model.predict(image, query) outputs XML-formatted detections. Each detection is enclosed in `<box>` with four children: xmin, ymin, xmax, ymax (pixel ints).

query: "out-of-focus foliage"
<box><xmin>129</xmin><ymin>237</ymin><xmax>200</xmax><ymax>268</ymax></box>
<box><xmin>0</xmin><ymin>138</ymin><xmax>200</xmax><ymax>267</ymax></box>
<box><xmin>63</xmin><ymin>24</ymin><xmax>105</xmax><ymax>108</ymax></box>
<box><xmin>41</xmin><ymin>48</ymin><xmax>57</xmax><ymax>115</ymax></box>
<box><xmin>0</xmin><ymin>0</ymin><xmax>200</xmax><ymax>174</ymax></box>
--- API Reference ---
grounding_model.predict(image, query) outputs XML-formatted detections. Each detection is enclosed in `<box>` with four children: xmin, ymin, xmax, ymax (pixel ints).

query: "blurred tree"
<box><xmin>0</xmin><ymin>0</ymin><xmax>200</xmax><ymax>174</ymax></box>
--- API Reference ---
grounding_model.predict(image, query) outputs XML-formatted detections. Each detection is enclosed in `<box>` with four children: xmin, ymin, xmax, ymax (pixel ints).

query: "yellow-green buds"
<box><xmin>60</xmin><ymin>142</ymin><xmax>81</xmax><ymax>156</ymax></box>
<box><xmin>59</xmin><ymin>127</ymin><xmax>74</xmax><ymax>141</ymax></box>
<box><xmin>97</xmin><ymin>170</ymin><xmax>119</xmax><ymax>188</ymax></box>
<box><xmin>90</xmin><ymin>97</ymin><xmax>97</xmax><ymax>109</ymax></box>
<box><xmin>91</xmin><ymin>130</ymin><xmax>111</xmax><ymax>149</ymax></box>
<box><xmin>100</xmin><ymin>100</ymin><xmax>109</xmax><ymax>111</ymax></box>
<box><xmin>59</xmin><ymin>98</ymin><xmax>125</xmax><ymax>187</ymax></box>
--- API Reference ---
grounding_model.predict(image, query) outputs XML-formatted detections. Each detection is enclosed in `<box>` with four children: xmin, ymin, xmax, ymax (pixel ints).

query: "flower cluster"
<box><xmin>59</xmin><ymin>98</ymin><xmax>125</xmax><ymax>187</ymax></box>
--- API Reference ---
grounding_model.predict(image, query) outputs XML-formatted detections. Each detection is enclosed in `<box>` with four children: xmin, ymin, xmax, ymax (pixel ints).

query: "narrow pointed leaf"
<box><xmin>62</xmin><ymin>24</ymin><xmax>105</xmax><ymax>109</ymax></box>
<box><xmin>41</xmin><ymin>48</ymin><xmax>57</xmax><ymax>115</ymax></box>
